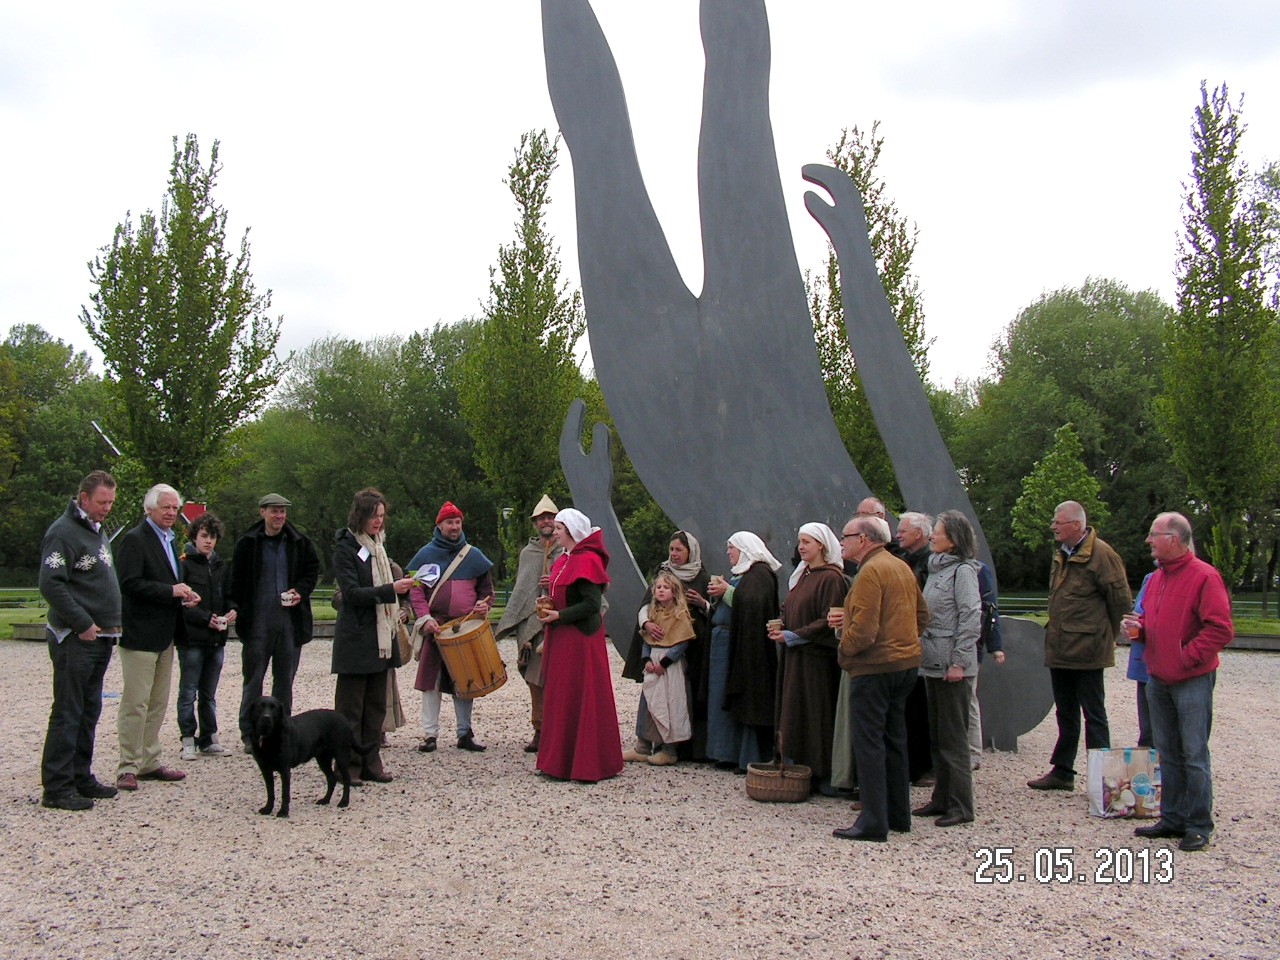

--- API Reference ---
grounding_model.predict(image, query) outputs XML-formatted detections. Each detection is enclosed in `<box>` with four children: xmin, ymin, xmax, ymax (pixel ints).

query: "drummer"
<box><xmin>406</xmin><ymin>501</ymin><xmax>496</xmax><ymax>753</ymax></box>
<box><xmin>494</xmin><ymin>495</ymin><xmax>563</xmax><ymax>754</ymax></box>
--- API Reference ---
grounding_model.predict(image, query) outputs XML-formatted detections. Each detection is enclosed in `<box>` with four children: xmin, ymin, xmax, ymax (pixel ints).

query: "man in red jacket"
<box><xmin>1125</xmin><ymin>512</ymin><xmax>1232</xmax><ymax>852</ymax></box>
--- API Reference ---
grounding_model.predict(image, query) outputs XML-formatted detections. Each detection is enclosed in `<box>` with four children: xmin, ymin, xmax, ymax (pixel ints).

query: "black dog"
<box><xmin>247</xmin><ymin>696</ymin><xmax>372</xmax><ymax>817</ymax></box>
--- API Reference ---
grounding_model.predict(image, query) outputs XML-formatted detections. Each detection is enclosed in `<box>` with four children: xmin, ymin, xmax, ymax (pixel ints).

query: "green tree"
<box><xmin>1011</xmin><ymin>423</ymin><xmax>1110</xmax><ymax>550</ymax></box>
<box><xmin>81</xmin><ymin>133</ymin><xmax>285</xmax><ymax>497</ymax></box>
<box><xmin>808</xmin><ymin>122</ymin><xmax>932</xmax><ymax>507</ymax></box>
<box><xmin>458</xmin><ymin>130</ymin><xmax>585</xmax><ymax>544</ymax></box>
<box><xmin>208</xmin><ymin>323</ymin><xmax>494</xmax><ymax>576</ymax></box>
<box><xmin>1156</xmin><ymin>83</ymin><xmax>1280</xmax><ymax>587</ymax></box>
<box><xmin>0</xmin><ymin>326</ymin><xmax>139</xmax><ymax>569</ymax></box>
<box><xmin>951</xmin><ymin>279</ymin><xmax>1182</xmax><ymax>587</ymax></box>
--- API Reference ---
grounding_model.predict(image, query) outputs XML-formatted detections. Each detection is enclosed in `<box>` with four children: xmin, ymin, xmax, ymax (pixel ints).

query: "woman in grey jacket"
<box><xmin>912</xmin><ymin>510</ymin><xmax>981</xmax><ymax>827</ymax></box>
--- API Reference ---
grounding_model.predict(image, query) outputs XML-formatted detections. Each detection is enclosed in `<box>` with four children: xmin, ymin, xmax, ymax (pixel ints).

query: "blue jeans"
<box><xmin>1147</xmin><ymin>671</ymin><xmax>1215</xmax><ymax>835</ymax></box>
<box><xmin>41</xmin><ymin>629</ymin><xmax>114</xmax><ymax>795</ymax></box>
<box><xmin>177</xmin><ymin>645</ymin><xmax>225</xmax><ymax>746</ymax></box>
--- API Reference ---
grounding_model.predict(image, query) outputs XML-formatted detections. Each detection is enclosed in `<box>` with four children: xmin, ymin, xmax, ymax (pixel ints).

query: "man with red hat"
<box><xmin>406</xmin><ymin>501</ymin><xmax>496</xmax><ymax>752</ymax></box>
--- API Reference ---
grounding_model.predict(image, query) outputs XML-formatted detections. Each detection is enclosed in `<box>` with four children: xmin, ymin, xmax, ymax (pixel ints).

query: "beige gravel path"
<box><xmin>1</xmin><ymin>637</ymin><xmax>1276</xmax><ymax>960</ymax></box>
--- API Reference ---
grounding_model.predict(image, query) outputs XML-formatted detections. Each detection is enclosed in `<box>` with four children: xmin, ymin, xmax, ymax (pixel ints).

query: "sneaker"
<box><xmin>42</xmin><ymin>791</ymin><xmax>93</xmax><ymax>811</ymax></box>
<box><xmin>621</xmin><ymin>748</ymin><xmax>651</xmax><ymax>763</ymax></box>
<box><xmin>201</xmin><ymin>743</ymin><xmax>231</xmax><ymax>757</ymax></box>
<box><xmin>181</xmin><ymin>738</ymin><xmax>198</xmax><ymax>761</ymax></box>
<box><xmin>1027</xmin><ymin>770</ymin><xmax>1075</xmax><ymax>791</ymax></box>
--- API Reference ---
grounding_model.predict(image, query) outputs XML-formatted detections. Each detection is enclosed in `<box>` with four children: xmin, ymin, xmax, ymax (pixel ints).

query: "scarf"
<box><xmin>354</xmin><ymin>529</ymin><xmax>397</xmax><ymax>658</ymax></box>
<box><xmin>728</xmin><ymin>531</ymin><xmax>781</xmax><ymax>575</ymax></box>
<box><xmin>662</xmin><ymin>530</ymin><xmax>703</xmax><ymax>582</ymax></box>
<box><xmin>406</xmin><ymin>526</ymin><xmax>494</xmax><ymax>584</ymax></box>
<box><xmin>647</xmin><ymin>601</ymin><xmax>697</xmax><ymax>648</ymax></box>
<box><xmin>788</xmin><ymin>522</ymin><xmax>842</xmax><ymax>589</ymax></box>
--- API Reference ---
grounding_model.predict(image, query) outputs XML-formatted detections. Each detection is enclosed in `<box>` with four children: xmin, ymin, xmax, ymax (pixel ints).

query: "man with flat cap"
<box><xmin>407</xmin><ymin>501</ymin><xmax>496</xmax><ymax>752</ymax></box>
<box><xmin>230</xmin><ymin>493</ymin><xmax>320</xmax><ymax>749</ymax></box>
<box><xmin>495</xmin><ymin>495</ymin><xmax>563</xmax><ymax>752</ymax></box>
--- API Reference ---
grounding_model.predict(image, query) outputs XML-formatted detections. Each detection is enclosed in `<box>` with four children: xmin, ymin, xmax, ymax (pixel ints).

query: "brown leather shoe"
<box><xmin>523</xmin><ymin>732</ymin><xmax>541</xmax><ymax>753</ymax></box>
<box><xmin>138</xmin><ymin>766</ymin><xmax>186</xmax><ymax>782</ymax></box>
<box><xmin>115</xmin><ymin>773</ymin><xmax>139</xmax><ymax>791</ymax></box>
<box><xmin>362</xmin><ymin>769</ymin><xmax>393</xmax><ymax>783</ymax></box>
<box><xmin>1027</xmin><ymin>770</ymin><xmax>1075</xmax><ymax>791</ymax></box>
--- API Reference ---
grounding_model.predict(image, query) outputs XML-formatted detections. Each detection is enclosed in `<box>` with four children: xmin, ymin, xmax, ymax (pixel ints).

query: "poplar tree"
<box><xmin>82</xmin><ymin>134</ymin><xmax>285</xmax><ymax>495</ymax></box>
<box><xmin>458</xmin><ymin>130</ymin><xmax>585</xmax><ymax>526</ymax></box>
<box><xmin>1157</xmin><ymin>83</ymin><xmax>1280</xmax><ymax>587</ymax></box>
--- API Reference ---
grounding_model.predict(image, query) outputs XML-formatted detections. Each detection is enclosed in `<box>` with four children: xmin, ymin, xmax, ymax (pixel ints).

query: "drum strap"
<box><xmin>411</xmin><ymin>545</ymin><xmax>474</xmax><ymax>659</ymax></box>
<box><xmin>428</xmin><ymin>544</ymin><xmax>473</xmax><ymax>610</ymax></box>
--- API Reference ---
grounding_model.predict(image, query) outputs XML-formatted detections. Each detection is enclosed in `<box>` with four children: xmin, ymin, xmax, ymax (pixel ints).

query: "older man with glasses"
<box><xmin>1124</xmin><ymin>513</ymin><xmax>1232</xmax><ymax>852</ymax></box>
<box><xmin>1028</xmin><ymin>500</ymin><xmax>1131</xmax><ymax>793</ymax></box>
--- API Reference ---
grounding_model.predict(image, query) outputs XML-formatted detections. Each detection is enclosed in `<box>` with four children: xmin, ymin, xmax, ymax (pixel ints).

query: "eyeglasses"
<box><xmin>1147</xmin><ymin>531</ymin><xmax>1177</xmax><ymax>540</ymax></box>
<box><xmin>841</xmin><ymin>533</ymin><xmax>864</xmax><ymax>541</ymax></box>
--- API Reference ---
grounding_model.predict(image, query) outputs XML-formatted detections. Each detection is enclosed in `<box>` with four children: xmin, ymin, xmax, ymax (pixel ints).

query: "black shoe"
<box><xmin>935</xmin><ymin>814</ymin><xmax>974</xmax><ymax>828</ymax></box>
<box><xmin>77</xmin><ymin>778</ymin><xmax>119</xmax><ymax>800</ymax></box>
<box><xmin>1179</xmin><ymin>832</ymin><xmax>1211</xmax><ymax>852</ymax></box>
<box><xmin>1027</xmin><ymin>770</ymin><xmax>1075</xmax><ymax>791</ymax></box>
<box><xmin>912</xmin><ymin>803</ymin><xmax>947</xmax><ymax>817</ymax></box>
<box><xmin>1134</xmin><ymin>821</ymin><xmax>1185</xmax><ymax>839</ymax></box>
<box><xmin>417</xmin><ymin>737</ymin><xmax>438</xmax><ymax>753</ymax></box>
<box><xmin>832</xmin><ymin>825</ymin><xmax>887</xmax><ymax>842</ymax></box>
<box><xmin>457</xmin><ymin>732</ymin><xmax>487</xmax><ymax>752</ymax></box>
<box><xmin>524</xmin><ymin>732</ymin><xmax>541</xmax><ymax>753</ymax></box>
<box><xmin>42</xmin><ymin>791</ymin><xmax>93</xmax><ymax>811</ymax></box>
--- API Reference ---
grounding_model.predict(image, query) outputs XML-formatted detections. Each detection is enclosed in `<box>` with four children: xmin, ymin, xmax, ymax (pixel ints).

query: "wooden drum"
<box><xmin>436</xmin><ymin>616</ymin><xmax>507</xmax><ymax>699</ymax></box>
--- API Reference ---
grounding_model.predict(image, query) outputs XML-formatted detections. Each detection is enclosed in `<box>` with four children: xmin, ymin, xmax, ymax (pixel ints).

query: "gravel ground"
<box><xmin>1</xmin><ymin>637</ymin><xmax>1277</xmax><ymax>960</ymax></box>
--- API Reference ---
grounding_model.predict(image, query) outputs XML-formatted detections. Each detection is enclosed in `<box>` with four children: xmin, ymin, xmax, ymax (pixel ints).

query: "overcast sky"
<box><xmin>3</xmin><ymin>1</ymin><xmax>1279</xmax><ymax>388</ymax></box>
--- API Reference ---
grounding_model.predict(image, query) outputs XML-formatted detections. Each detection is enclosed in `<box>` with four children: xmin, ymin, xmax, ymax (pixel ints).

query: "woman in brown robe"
<box><xmin>768</xmin><ymin>522</ymin><xmax>848</xmax><ymax>795</ymax></box>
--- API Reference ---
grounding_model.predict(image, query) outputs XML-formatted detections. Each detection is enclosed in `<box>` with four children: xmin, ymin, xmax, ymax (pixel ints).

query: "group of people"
<box><xmin>39</xmin><ymin>475</ymin><xmax>320</xmax><ymax>808</ymax></box>
<box><xmin>38</xmin><ymin>471</ymin><xmax>1234</xmax><ymax>854</ymax></box>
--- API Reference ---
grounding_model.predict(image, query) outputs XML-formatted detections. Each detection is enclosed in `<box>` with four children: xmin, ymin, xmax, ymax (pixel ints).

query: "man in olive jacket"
<box><xmin>830</xmin><ymin>515</ymin><xmax>929</xmax><ymax>841</ymax></box>
<box><xmin>1028</xmin><ymin>500</ymin><xmax>1131</xmax><ymax>791</ymax></box>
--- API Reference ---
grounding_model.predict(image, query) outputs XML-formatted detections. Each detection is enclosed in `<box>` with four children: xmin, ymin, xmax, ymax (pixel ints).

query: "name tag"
<box><xmin>357</xmin><ymin>546</ymin><xmax>370</xmax><ymax>562</ymax></box>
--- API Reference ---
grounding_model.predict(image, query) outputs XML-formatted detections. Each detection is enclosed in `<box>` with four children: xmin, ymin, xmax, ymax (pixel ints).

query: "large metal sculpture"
<box><xmin>543</xmin><ymin>0</ymin><xmax>1050</xmax><ymax>749</ymax></box>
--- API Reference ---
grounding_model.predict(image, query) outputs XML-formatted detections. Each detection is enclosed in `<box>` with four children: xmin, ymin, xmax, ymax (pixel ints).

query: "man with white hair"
<box><xmin>894</xmin><ymin>512</ymin><xmax>934</xmax><ymax>588</ymax></box>
<box><xmin>893</xmin><ymin>510</ymin><xmax>935</xmax><ymax>784</ymax></box>
<box><xmin>1028</xmin><ymin>500</ymin><xmax>1130</xmax><ymax>792</ymax></box>
<box><xmin>114</xmin><ymin>483</ymin><xmax>200</xmax><ymax>790</ymax></box>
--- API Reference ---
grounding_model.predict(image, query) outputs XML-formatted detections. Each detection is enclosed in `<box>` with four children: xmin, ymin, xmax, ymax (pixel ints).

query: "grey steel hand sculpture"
<box><xmin>543</xmin><ymin>0</ymin><xmax>1048</xmax><ymax>749</ymax></box>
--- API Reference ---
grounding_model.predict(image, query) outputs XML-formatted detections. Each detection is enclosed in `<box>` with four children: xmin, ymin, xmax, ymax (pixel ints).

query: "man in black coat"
<box><xmin>230</xmin><ymin>493</ymin><xmax>320</xmax><ymax>749</ymax></box>
<box><xmin>115</xmin><ymin>483</ymin><xmax>200</xmax><ymax>791</ymax></box>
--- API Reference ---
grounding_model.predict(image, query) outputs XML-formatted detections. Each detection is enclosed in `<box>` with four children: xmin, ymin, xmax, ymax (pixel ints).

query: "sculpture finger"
<box><xmin>803</xmin><ymin>162</ymin><xmax>993</xmax><ymax>566</ymax></box>
<box><xmin>558</xmin><ymin>398</ymin><xmax>646</xmax><ymax>655</ymax></box>
<box><xmin>541</xmin><ymin>0</ymin><xmax>694</xmax><ymax>322</ymax></box>
<box><xmin>697</xmin><ymin>0</ymin><xmax>801</xmax><ymax>310</ymax></box>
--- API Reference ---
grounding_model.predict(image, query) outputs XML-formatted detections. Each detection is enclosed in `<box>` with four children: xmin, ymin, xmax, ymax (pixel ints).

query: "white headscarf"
<box><xmin>555</xmin><ymin>508</ymin><xmax>598</xmax><ymax>545</ymax></box>
<box><xmin>728</xmin><ymin>531</ymin><xmax>781</xmax><ymax>576</ymax></box>
<box><xmin>789</xmin><ymin>522</ymin><xmax>842</xmax><ymax>589</ymax></box>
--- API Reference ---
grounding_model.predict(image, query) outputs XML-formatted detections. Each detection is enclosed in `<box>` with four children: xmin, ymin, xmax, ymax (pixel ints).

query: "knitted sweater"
<box><xmin>38</xmin><ymin>500</ymin><xmax>122</xmax><ymax>635</ymax></box>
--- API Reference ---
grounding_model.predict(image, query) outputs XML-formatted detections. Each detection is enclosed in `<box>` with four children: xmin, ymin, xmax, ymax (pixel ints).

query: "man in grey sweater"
<box><xmin>38</xmin><ymin>471</ymin><xmax>123</xmax><ymax>811</ymax></box>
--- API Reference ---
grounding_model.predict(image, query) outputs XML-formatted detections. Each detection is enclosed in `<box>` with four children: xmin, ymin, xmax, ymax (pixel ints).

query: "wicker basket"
<box><xmin>745</xmin><ymin>760</ymin><xmax>812</xmax><ymax>803</ymax></box>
